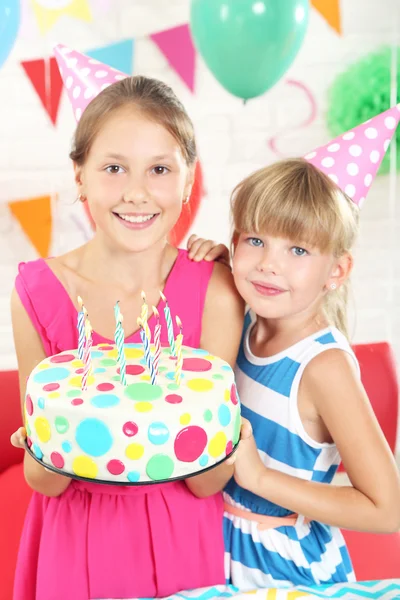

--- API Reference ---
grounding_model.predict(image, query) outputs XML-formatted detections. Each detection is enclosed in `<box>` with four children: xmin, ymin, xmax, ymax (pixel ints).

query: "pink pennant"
<box><xmin>150</xmin><ymin>24</ymin><xmax>196</xmax><ymax>92</ymax></box>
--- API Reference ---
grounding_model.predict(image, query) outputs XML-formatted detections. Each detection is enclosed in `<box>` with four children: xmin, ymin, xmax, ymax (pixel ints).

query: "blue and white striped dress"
<box><xmin>223</xmin><ymin>312</ymin><xmax>358</xmax><ymax>589</ymax></box>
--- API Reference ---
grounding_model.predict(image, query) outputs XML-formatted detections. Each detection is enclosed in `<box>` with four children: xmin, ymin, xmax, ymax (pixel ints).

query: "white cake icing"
<box><xmin>24</xmin><ymin>343</ymin><xmax>241</xmax><ymax>484</ymax></box>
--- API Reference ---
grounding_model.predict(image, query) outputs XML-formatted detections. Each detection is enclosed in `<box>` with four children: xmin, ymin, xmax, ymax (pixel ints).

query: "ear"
<box><xmin>183</xmin><ymin>162</ymin><xmax>196</xmax><ymax>199</ymax></box>
<box><xmin>74</xmin><ymin>162</ymin><xmax>85</xmax><ymax>194</ymax></box>
<box><xmin>326</xmin><ymin>252</ymin><xmax>353</xmax><ymax>291</ymax></box>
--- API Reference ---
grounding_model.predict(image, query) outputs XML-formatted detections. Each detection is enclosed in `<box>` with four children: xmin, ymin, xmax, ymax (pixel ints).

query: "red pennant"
<box><xmin>169</xmin><ymin>162</ymin><xmax>205</xmax><ymax>247</ymax></box>
<box><xmin>21</xmin><ymin>57</ymin><xmax>63</xmax><ymax>125</ymax></box>
<box><xmin>150</xmin><ymin>24</ymin><xmax>196</xmax><ymax>92</ymax></box>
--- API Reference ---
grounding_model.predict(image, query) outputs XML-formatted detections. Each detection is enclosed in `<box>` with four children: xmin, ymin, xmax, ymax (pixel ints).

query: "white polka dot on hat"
<box><xmin>305</xmin><ymin>105</ymin><xmax>400</xmax><ymax>207</ymax></box>
<box><xmin>53</xmin><ymin>44</ymin><xmax>128</xmax><ymax>123</ymax></box>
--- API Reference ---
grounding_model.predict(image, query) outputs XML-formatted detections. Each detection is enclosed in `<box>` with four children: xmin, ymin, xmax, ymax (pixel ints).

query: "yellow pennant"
<box><xmin>30</xmin><ymin>0</ymin><xmax>92</xmax><ymax>35</ymax></box>
<box><xmin>311</xmin><ymin>0</ymin><xmax>342</xmax><ymax>34</ymax></box>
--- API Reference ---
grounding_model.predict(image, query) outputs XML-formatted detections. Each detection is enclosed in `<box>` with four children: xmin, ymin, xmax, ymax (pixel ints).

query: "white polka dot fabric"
<box><xmin>53</xmin><ymin>44</ymin><xmax>128</xmax><ymax>122</ymax></box>
<box><xmin>304</xmin><ymin>105</ymin><xmax>400</xmax><ymax>207</ymax></box>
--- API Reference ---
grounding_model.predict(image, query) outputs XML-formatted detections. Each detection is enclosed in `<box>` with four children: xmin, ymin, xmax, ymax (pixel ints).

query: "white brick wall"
<box><xmin>0</xmin><ymin>0</ymin><xmax>399</xmax><ymax>395</ymax></box>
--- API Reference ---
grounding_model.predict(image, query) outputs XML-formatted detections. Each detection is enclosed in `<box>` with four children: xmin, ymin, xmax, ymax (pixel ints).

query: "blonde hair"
<box><xmin>70</xmin><ymin>75</ymin><xmax>196</xmax><ymax>166</ymax></box>
<box><xmin>231</xmin><ymin>158</ymin><xmax>360</xmax><ymax>339</ymax></box>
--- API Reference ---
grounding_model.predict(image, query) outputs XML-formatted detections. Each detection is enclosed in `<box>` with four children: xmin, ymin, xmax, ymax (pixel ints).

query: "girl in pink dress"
<box><xmin>10</xmin><ymin>73</ymin><xmax>244</xmax><ymax>600</ymax></box>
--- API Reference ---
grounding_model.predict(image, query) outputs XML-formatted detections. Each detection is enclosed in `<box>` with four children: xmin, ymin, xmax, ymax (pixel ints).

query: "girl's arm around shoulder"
<box><xmin>200</xmin><ymin>261</ymin><xmax>245</xmax><ymax>367</ymax></box>
<box><xmin>11</xmin><ymin>288</ymin><xmax>71</xmax><ymax>497</ymax></box>
<box><xmin>185</xmin><ymin>263</ymin><xmax>245</xmax><ymax>498</ymax></box>
<box><xmin>240</xmin><ymin>348</ymin><xmax>400</xmax><ymax>532</ymax></box>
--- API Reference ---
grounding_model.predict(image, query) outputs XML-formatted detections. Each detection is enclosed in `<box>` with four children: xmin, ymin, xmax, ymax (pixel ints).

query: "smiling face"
<box><xmin>75</xmin><ymin>106</ymin><xmax>194</xmax><ymax>253</ymax></box>
<box><xmin>233</xmin><ymin>232</ymin><xmax>348</xmax><ymax>322</ymax></box>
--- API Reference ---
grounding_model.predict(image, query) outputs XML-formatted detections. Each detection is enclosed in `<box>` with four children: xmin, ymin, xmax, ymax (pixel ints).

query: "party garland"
<box><xmin>326</xmin><ymin>46</ymin><xmax>400</xmax><ymax>174</ymax></box>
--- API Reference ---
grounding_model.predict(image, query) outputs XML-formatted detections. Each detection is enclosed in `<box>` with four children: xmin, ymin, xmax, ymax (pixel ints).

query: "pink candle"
<box><xmin>152</xmin><ymin>306</ymin><xmax>162</xmax><ymax>375</ymax></box>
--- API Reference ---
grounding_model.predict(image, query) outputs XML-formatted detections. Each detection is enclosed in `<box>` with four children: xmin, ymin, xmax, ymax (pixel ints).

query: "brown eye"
<box><xmin>152</xmin><ymin>166</ymin><xmax>169</xmax><ymax>175</ymax></box>
<box><xmin>106</xmin><ymin>165</ymin><xmax>123</xmax><ymax>174</ymax></box>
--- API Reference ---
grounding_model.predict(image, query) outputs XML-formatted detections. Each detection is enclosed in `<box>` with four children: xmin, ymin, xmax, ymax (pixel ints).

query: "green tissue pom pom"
<box><xmin>326</xmin><ymin>46</ymin><xmax>400</xmax><ymax>175</ymax></box>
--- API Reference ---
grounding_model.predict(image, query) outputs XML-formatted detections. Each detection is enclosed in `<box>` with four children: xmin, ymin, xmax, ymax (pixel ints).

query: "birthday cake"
<box><xmin>24</xmin><ymin>343</ymin><xmax>241</xmax><ymax>484</ymax></box>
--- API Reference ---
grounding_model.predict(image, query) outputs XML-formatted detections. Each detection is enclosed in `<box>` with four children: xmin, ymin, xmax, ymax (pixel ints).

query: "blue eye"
<box><xmin>106</xmin><ymin>165</ymin><xmax>124</xmax><ymax>174</ymax></box>
<box><xmin>291</xmin><ymin>246</ymin><xmax>308</xmax><ymax>256</ymax></box>
<box><xmin>152</xmin><ymin>166</ymin><xmax>170</xmax><ymax>175</ymax></box>
<box><xmin>247</xmin><ymin>237</ymin><xmax>263</xmax><ymax>247</ymax></box>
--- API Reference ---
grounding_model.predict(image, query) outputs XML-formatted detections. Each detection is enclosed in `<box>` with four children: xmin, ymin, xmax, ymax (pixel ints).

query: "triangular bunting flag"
<box><xmin>311</xmin><ymin>0</ymin><xmax>341</xmax><ymax>34</ymax></box>
<box><xmin>30</xmin><ymin>0</ymin><xmax>92</xmax><ymax>35</ymax></box>
<box><xmin>150</xmin><ymin>24</ymin><xmax>196</xmax><ymax>92</ymax></box>
<box><xmin>21</xmin><ymin>57</ymin><xmax>63</xmax><ymax>125</ymax></box>
<box><xmin>86</xmin><ymin>39</ymin><xmax>134</xmax><ymax>75</ymax></box>
<box><xmin>9</xmin><ymin>195</ymin><xmax>52</xmax><ymax>258</ymax></box>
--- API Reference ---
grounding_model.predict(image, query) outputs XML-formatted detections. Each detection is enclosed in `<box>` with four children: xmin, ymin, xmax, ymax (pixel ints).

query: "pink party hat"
<box><xmin>53</xmin><ymin>44</ymin><xmax>128</xmax><ymax>121</ymax></box>
<box><xmin>304</xmin><ymin>105</ymin><xmax>400</xmax><ymax>207</ymax></box>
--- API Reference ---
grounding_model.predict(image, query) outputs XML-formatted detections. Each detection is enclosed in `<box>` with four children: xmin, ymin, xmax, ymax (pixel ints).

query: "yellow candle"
<box><xmin>140</xmin><ymin>291</ymin><xmax>151</xmax><ymax>342</ymax></box>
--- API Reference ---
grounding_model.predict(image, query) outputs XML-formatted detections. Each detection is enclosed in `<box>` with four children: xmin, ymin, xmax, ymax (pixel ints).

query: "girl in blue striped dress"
<box><xmin>187</xmin><ymin>158</ymin><xmax>400</xmax><ymax>589</ymax></box>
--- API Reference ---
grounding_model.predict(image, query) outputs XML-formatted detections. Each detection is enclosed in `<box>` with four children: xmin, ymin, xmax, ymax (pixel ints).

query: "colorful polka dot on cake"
<box><xmin>69</xmin><ymin>375</ymin><xmax>95</xmax><ymax>388</ymax></box>
<box><xmin>51</xmin><ymin>451</ymin><xmax>65</xmax><ymax>469</ymax></box>
<box><xmin>75</xmin><ymin>418</ymin><xmax>113</xmax><ymax>456</ymax></box>
<box><xmin>218</xmin><ymin>404</ymin><xmax>231</xmax><ymax>427</ymax></box>
<box><xmin>71</xmin><ymin>398</ymin><xmax>84</xmax><ymax>406</ymax></box>
<box><xmin>174</xmin><ymin>426</ymin><xmax>207</xmax><ymax>462</ymax></box>
<box><xmin>122</xmin><ymin>365</ymin><xmax>145</xmax><ymax>376</ymax></box>
<box><xmin>127</xmin><ymin>471</ymin><xmax>140</xmax><ymax>482</ymax></box>
<box><xmin>55</xmin><ymin>416</ymin><xmax>69</xmax><ymax>434</ymax></box>
<box><xmin>148</xmin><ymin>422</ymin><xmax>169</xmax><ymax>445</ymax></box>
<box><xmin>208</xmin><ymin>432</ymin><xmax>227</xmax><ymax>458</ymax></box>
<box><xmin>107</xmin><ymin>459</ymin><xmax>125</xmax><ymax>475</ymax></box>
<box><xmin>199</xmin><ymin>454</ymin><xmax>208</xmax><ymax>467</ymax></box>
<box><xmin>179</xmin><ymin>413</ymin><xmax>191</xmax><ymax>425</ymax></box>
<box><xmin>73</xmin><ymin>455</ymin><xmax>98</xmax><ymax>479</ymax></box>
<box><xmin>91</xmin><ymin>394</ymin><xmax>120</xmax><ymax>408</ymax></box>
<box><xmin>50</xmin><ymin>354</ymin><xmax>75</xmax><ymax>364</ymax></box>
<box><xmin>62</xmin><ymin>441</ymin><xmax>72</xmax><ymax>453</ymax></box>
<box><xmin>146</xmin><ymin>454</ymin><xmax>174</xmax><ymax>481</ymax></box>
<box><xmin>230</xmin><ymin>383</ymin><xmax>239</xmax><ymax>405</ymax></box>
<box><xmin>226</xmin><ymin>440</ymin><xmax>233</xmax><ymax>456</ymax></box>
<box><xmin>124</xmin><ymin>347</ymin><xmax>144</xmax><ymax>359</ymax></box>
<box><xmin>43</xmin><ymin>383</ymin><xmax>60</xmax><ymax>392</ymax></box>
<box><xmin>187</xmin><ymin>378</ymin><xmax>214</xmax><ymax>392</ymax></box>
<box><xmin>32</xmin><ymin>443</ymin><xmax>43</xmax><ymax>459</ymax></box>
<box><xmin>122</xmin><ymin>421</ymin><xmax>138</xmax><ymax>437</ymax></box>
<box><xmin>125</xmin><ymin>382</ymin><xmax>162</xmax><ymax>401</ymax></box>
<box><xmin>165</xmin><ymin>394</ymin><xmax>182</xmax><ymax>404</ymax></box>
<box><xmin>134</xmin><ymin>402</ymin><xmax>153</xmax><ymax>413</ymax></box>
<box><xmin>125</xmin><ymin>443</ymin><xmax>144</xmax><ymax>460</ymax></box>
<box><xmin>96</xmin><ymin>383</ymin><xmax>115</xmax><ymax>392</ymax></box>
<box><xmin>34</xmin><ymin>367</ymin><xmax>70</xmax><ymax>384</ymax></box>
<box><xmin>182</xmin><ymin>358</ymin><xmax>212</xmax><ymax>372</ymax></box>
<box><xmin>34</xmin><ymin>417</ymin><xmax>51</xmax><ymax>443</ymax></box>
<box><xmin>25</xmin><ymin>395</ymin><xmax>33</xmax><ymax>416</ymax></box>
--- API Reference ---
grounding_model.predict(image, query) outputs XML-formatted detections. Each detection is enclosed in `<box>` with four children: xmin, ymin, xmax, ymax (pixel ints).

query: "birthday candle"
<box><xmin>160</xmin><ymin>291</ymin><xmax>176</xmax><ymax>356</ymax></box>
<box><xmin>77</xmin><ymin>296</ymin><xmax>86</xmax><ymax>361</ymax></box>
<box><xmin>152</xmin><ymin>306</ymin><xmax>162</xmax><ymax>376</ymax></box>
<box><xmin>138</xmin><ymin>318</ymin><xmax>156</xmax><ymax>385</ymax></box>
<box><xmin>115</xmin><ymin>313</ymin><xmax>127</xmax><ymax>386</ymax></box>
<box><xmin>81</xmin><ymin>321</ymin><xmax>93</xmax><ymax>391</ymax></box>
<box><xmin>140</xmin><ymin>291</ymin><xmax>151</xmax><ymax>342</ymax></box>
<box><xmin>174</xmin><ymin>316</ymin><xmax>183</xmax><ymax>386</ymax></box>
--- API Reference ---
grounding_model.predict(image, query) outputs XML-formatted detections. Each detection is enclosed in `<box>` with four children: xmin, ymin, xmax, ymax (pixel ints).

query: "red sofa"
<box><xmin>0</xmin><ymin>342</ymin><xmax>399</xmax><ymax>599</ymax></box>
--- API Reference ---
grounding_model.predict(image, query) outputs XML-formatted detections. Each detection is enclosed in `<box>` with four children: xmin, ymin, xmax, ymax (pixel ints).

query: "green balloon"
<box><xmin>190</xmin><ymin>0</ymin><xmax>309</xmax><ymax>100</ymax></box>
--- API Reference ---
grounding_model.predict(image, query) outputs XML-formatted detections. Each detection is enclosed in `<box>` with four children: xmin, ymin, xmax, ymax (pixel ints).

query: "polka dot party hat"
<box><xmin>304</xmin><ymin>105</ymin><xmax>400</xmax><ymax>207</ymax></box>
<box><xmin>53</xmin><ymin>43</ymin><xmax>128</xmax><ymax>122</ymax></box>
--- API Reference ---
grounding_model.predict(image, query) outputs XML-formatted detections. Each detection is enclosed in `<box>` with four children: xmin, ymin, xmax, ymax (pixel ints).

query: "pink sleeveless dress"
<box><xmin>13</xmin><ymin>249</ymin><xmax>225</xmax><ymax>600</ymax></box>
